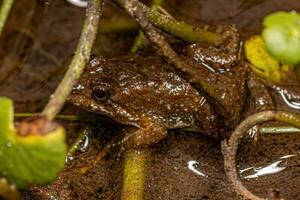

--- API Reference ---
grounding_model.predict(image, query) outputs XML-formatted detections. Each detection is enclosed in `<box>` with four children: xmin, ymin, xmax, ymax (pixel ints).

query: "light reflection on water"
<box><xmin>240</xmin><ymin>153</ymin><xmax>299</xmax><ymax>179</ymax></box>
<box><xmin>279</xmin><ymin>90</ymin><xmax>300</xmax><ymax>109</ymax></box>
<box><xmin>187</xmin><ymin>160</ymin><xmax>208</xmax><ymax>178</ymax></box>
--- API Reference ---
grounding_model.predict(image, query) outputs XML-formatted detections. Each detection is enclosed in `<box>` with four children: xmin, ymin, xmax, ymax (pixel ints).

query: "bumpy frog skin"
<box><xmin>70</xmin><ymin>56</ymin><xmax>218</xmax><ymax>147</ymax></box>
<box><xmin>70</xmin><ymin>26</ymin><xmax>275</xmax><ymax>148</ymax></box>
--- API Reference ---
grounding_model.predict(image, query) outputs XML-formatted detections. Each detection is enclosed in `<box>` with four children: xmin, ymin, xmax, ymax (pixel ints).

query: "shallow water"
<box><xmin>0</xmin><ymin>0</ymin><xmax>300</xmax><ymax>199</ymax></box>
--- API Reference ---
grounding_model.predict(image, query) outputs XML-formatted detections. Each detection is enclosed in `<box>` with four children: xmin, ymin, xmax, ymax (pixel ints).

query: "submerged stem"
<box><xmin>42</xmin><ymin>0</ymin><xmax>103</xmax><ymax>120</ymax></box>
<box><xmin>0</xmin><ymin>0</ymin><xmax>14</xmax><ymax>37</ymax></box>
<box><xmin>113</xmin><ymin>0</ymin><xmax>222</xmax><ymax>46</ymax></box>
<box><xmin>222</xmin><ymin>111</ymin><xmax>300</xmax><ymax>200</ymax></box>
<box><xmin>121</xmin><ymin>149</ymin><xmax>150</xmax><ymax>200</ymax></box>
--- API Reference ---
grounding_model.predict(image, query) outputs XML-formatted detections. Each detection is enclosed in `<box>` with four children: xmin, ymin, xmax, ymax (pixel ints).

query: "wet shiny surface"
<box><xmin>0</xmin><ymin>0</ymin><xmax>300</xmax><ymax>199</ymax></box>
<box><xmin>70</xmin><ymin>55</ymin><xmax>218</xmax><ymax>142</ymax></box>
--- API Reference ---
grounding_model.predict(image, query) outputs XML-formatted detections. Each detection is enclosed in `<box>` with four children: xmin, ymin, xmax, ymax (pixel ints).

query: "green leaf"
<box><xmin>0</xmin><ymin>97</ymin><xmax>67</xmax><ymax>189</ymax></box>
<box><xmin>244</xmin><ymin>35</ymin><xmax>293</xmax><ymax>83</ymax></box>
<box><xmin>262</xmin><ymin>11</ymin><xmax>300</xmax><ymax>65</ymax></box>
<box><xmin>263</xmin><ymin>11</ymin><xmax>300</xmax><ymax>27</ymax></box>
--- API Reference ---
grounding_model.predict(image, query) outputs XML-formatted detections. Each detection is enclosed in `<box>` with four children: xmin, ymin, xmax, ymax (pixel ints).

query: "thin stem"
<box><xmin>259</xmin><ymin>126</ymin><xmax>300</xmax><ymax>134</ymax></box>
<box><xmin>123</xmin><ymin>0</ymin><xmax>197</xmax><ymax>77</ymax></box>
<box><xmin>42</xmin><ymin>0</ymin><xmax>103</xmax><ymax>120</ymax></box>
<box><xmin>113</xmin><ymin>0</ymin><xmax>222</xmax><ymax>46</ymax></box>
<box><xmin>131</xmin><ymin>0</ymin><xmax>164</xmax><ymax>52</ymax></box>
<box><xmin>0</xmin><ymin>0</ymin><xmax>14</xmax><ymax>37</ymax></box>
<box><xmin>121</xmin><ymin>149</ymin><xmax>150</xmax><ymax>200</ymax></box>
<box><xmin>99</xmin><ymin>18</ymin><xmax>138</xmax><ymax>33</ymax></box>
<box><xmin>0</xmin><ymin>178</ymin><xmax>21</xmax><ymax>200</ymax></box>
<box><xmin>15</xmin><ymin>113</ymin><xmax>99</xmax><ymax>122</ymax></box>
<box><xmin>222</xmin><ymin>111</ymin><xmax>300</xmax><ymax>200</ymax></box>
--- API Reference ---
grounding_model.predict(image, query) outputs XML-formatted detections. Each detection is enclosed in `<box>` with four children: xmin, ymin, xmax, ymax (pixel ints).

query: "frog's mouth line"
<box><xmin>71</xmin><ymin>94</ymin><xmax>140</xmax><ymax>128</ymax></box>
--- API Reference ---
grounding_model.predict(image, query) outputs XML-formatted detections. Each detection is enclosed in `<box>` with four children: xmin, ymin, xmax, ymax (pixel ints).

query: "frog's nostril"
<box><xmin>66</xmin><ymin>0</ymin><xmax>87</xmax><ymax>8</ymax></box>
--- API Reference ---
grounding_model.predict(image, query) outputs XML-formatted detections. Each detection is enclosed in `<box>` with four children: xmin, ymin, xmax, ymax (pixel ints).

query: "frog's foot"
<box><xmin>247</xmin><ymin>71</ymin><xmax>275</xmax><ymax>113</ymax></box>
<box><xmin>123</xmin><ymin>120</ymin><xmax>167</xmax><ymax>149</ymax></box>
<box><xmin>186</xmin><ymin>25</ymin><xmax>240</xmax><ymax>71</ymax></box>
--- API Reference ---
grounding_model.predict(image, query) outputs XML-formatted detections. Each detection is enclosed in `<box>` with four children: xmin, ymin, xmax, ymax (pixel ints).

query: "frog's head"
<box><xmin>69</xmin><ymin>56</ymin><xmax>140</xmax><ymax>125</ymax></box>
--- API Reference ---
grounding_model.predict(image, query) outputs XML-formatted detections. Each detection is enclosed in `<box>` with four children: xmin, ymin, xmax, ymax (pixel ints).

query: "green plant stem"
<box><xmin>0</xmin><ymin>0</ymin><xmax>14</xmax><ymax>37</ymax></box>
<box><xmin>222</xmin><ymin>111</ymin><xmax>300</xmax><ymax>200</ymax></box>
<box><xmin>121</xmin><ymin>149</ymin><xmax>150</xmax><ymax>200</ymax></box>
<box><xmin>42</xmin><ymin>0</ymin><xmax>103</xmax><ymax>120</ymax></box>
<box><xmin>0</xmin><ymin>178</ymin><xmax>21</xmax><ymax>200</ymax></box>
<box><xmin>15</xmin><ymin>113</ymin><xmax>98</xmax><ymax>122</ymax></box>
<box><xmin>99</xmin><ymin>18</ymin><xmax>138</xmax><ymax>33</ymax></box>
<box><xmin>131</xmin><ymin>0</ymin><xmax>164</xmax><ymax>52</ymax></box>
<box><xmin>16</xmin><ymin>113</ymin><xmax>300</xmax><ymax>134</ymax></box>
<box><xmin>113</xmin><ymin>0</ymin><xmax>222</xmax><ymax>46</ymax></box>
<box><xmin>259</xmin><ymin>126</ymin><xmax>300</xmax><ymax>134</ymax></box>
<box><xmin>122</xmin><ymin>0</ymin><xmax>224</xmax><ymax>108</ymax></box>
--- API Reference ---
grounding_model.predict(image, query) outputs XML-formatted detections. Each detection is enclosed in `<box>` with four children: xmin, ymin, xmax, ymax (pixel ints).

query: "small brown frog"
<box><xmin>70</xmin><ymin>26</ymin><xmax>274</xmax><ymax>148</ymax></box>
<box><xmin>70</xmin><ymin>56</ymin><xmax>219</xmax><ymax>148</ymax></box>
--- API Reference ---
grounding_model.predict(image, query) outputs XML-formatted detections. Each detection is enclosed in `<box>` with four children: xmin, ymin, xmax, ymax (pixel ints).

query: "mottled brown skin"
<box><xmin>70</xmin><ymin>26</ymin><xmax>275</xmax><ymax>148</ymax></box>
<box><xmin>70</xmin><ymin>56</ymin><xmax>218</xmax><ymax>147</ymax></box>
<box><xmin>184</xmin><ymin>25</ymin><xmax>274</xmax><ymax>129</ymax></box>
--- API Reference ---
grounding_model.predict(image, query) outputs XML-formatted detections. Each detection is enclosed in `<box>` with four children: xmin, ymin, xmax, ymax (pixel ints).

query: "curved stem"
<box><xmin>113</xmin><ymin>0</ymin><xmax>222</xmax><ymax>46</ymax></box>
<box><xmin>0</xmin><ymin>0</ymin><xmax>14</xmax><ymax>37</ymax></box>
<box><xmin>42</xmin><ymin>0</ymin><xmax>103</xmax><ymax>120</ymax></box>
<box><xmin>222</xmin><ymin>111</ymin><xmax>300</xmax><ymax>200</ymax></box>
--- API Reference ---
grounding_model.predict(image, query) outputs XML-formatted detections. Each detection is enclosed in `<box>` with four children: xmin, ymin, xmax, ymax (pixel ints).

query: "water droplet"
<box><xmin>79</xmin><ymin>134</ymin><xmax>89</xmax><ymax>152</ymax></box>
<box><xmin>6</xmin><ymin>142</ymin><xmax>12</xmax><ymax>148</ymax></box>
<box><xmin>65</xmin><ymin>155</ymin><xmax>74</xmax><ymax>163</ymax></box>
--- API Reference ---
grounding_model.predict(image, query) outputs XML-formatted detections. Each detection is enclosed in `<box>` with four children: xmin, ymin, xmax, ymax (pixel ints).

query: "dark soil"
<box><xmin>0</xmin><ymin>0</ymin><xmax>299</xmax><ymax>199</ymax></box>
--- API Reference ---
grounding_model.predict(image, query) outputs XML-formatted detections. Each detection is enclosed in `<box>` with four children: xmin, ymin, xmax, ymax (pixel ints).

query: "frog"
<box><xmin>70</xmin><ymin>56</ymin><xmax>219</xmax><ymax>148</ymax></box>
<box><xmin>70</xmin><ymin>25</ymin><xmax>274</xmax><ymax>148</ymax></box>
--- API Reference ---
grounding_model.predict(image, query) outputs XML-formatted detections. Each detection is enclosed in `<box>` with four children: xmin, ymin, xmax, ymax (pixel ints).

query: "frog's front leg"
<box><xmin>247</xmin><ymin>72</ymin><xmax>275</xmax><ymax>113</ymax></box>
<box><xmin>186</xmin><ymin>25</ymin><xmax>240</xmax><ymax>70</ymax></box>
<box><xmin>123</xmin><ymin>119</ymin><xmax>167</xmax><ymax>149</ymax></box>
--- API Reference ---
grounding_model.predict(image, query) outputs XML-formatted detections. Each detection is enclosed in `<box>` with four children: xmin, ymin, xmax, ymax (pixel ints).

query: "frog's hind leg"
<box><xmin>247</xmin><ymin>72</ymin><xmax>275</xmax><ymax>113</ymax></box>
<box><xmin>186</xmin><ymin>25</ymin><xmax>240</xmax><ymax>70</ymax></box>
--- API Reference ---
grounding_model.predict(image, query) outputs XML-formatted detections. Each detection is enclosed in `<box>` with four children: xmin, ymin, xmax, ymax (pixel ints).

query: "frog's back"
<box><xmin>97</xmin><ymin>56</ymin><xmax>216</xmax><ymax>132</ymax></box>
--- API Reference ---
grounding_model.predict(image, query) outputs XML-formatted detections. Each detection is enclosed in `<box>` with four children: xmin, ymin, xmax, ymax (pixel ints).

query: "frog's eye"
<box><xmin>92</xmin><ymin>86</ymin><xmax>111</xmax><ymax>102</ymax></box>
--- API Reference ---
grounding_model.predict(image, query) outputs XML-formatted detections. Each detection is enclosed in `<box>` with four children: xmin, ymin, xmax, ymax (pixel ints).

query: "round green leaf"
<box><xmin>262</xmin><ymin>11</ymin><xmax>300</xmax><ymax>65</ymax></box>
<box><xmin>0</xmin><ymin>97</ymin><xmax>67</xmax><ymax>189</ymax></box>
